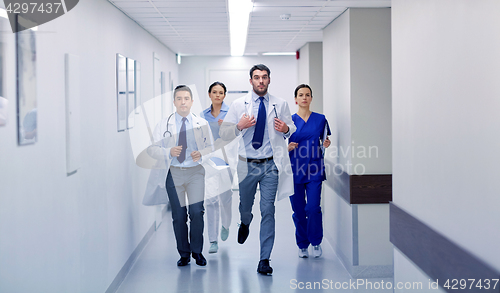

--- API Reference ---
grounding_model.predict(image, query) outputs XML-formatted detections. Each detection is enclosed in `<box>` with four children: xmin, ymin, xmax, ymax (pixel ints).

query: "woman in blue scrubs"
<box><xmin>201</xmin><ymin>82</ymin><xmax>233</xmax><ymax>254</ymax></box>
<box><xmin>288</xmin><ymin>84</ymin><xmax>331</xmax><ymax>258</ymax></box>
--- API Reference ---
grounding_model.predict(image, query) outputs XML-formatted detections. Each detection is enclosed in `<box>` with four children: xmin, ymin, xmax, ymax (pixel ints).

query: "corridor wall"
<box><xmin>392</xmin><ymin>0</ymin><xmax>500</xmax><ymax>291</ymax></box>
<box><xmin>0</xmin><ymin>0</ymin><xmax>178</xmax><ymax>292</ymax></box>
<box><xmin>178</xmin><ymin>55</ymin><xmax>297</xmax><ymax>112</ymax></box>
<box><xmin>297</xmin><ymin>42</ymin><xmax>323</xmax><ymax>114</ymax></box>
<box><xmin>322</xmin><ymin>8</ymin><xmax>392</xmax><ymax>278</ymax></box>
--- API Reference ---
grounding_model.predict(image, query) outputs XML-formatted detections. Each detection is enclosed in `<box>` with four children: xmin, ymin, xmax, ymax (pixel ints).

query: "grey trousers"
<box><xmin>237</xmin><ymin>159</ymin><xmax>278</xmax><ymax>260</ymax></box>
<box><xmin>166</xmin><ymin>165</ymin><xmax>205</xmax><ymax>258</ymax></box>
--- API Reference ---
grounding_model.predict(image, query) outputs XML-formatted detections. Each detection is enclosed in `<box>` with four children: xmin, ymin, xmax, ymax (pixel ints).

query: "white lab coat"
<box><xmin>141</xmin><ymin>112</ymin><xmax>214</xmax><ymax>206</ymax></box>
<box><xmin>220</xmin><ymin>92</ymin><xmax>296</xmax><ymax>201</ymax></box>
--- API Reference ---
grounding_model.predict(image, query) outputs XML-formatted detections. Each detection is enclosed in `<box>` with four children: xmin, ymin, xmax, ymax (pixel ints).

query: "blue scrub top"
<box><xmin>201</xmin><ymin>102</ymin><xmax>229</xmax><ymax>140</ymax></box>
<box><xmin>289</xmin><ymin>112</ymin><xmax>331</xmax><ymax>184</ymax></box>
<box><xmin>201</xmin><ymin>102</ymin><xmax>229</xmax><ymax>166</ymax></box>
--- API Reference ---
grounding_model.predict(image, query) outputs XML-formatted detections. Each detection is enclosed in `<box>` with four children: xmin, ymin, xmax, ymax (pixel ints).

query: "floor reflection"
<box><xmin>115</xmin><ymin>191</ymin><xmax>393</xmax><ymax>293</ymax></box>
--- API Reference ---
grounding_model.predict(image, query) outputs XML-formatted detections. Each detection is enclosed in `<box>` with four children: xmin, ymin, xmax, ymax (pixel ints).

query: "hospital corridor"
<box><xmin>1</xmin><ymin>0</ymin><xmax>500</xmax><ymax>293</ymax></box>
<box><xmin>114</xmin><ymin>191</ymin><xmax>392</xmax><ymax>293</ymax></box>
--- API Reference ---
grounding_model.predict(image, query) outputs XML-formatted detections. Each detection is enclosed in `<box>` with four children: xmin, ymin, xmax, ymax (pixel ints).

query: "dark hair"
<box><xmin>174</xmin><ymin>85</ymin><xmax>193</xmax><ymax>99</ymax></box>
<box><xmin>249</xmin><ymin>64</ymin><xmax>271</xmax><ymax>78</ymax></box>
<box><xmin>294</xmin><ymin>84</ymin><xmax>313</xmax><ymax>98</ymax></box>
<box><xmin>208</xmin><ymin>81</ymin><xmax>227</xmax><ymax>94</ymax></box>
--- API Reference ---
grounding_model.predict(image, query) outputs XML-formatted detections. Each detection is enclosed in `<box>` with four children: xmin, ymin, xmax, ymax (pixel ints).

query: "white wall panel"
<box><xmin>392</xmin><ymin>0</ymin><xmax>500</xmax><ymax>272</ymax></box>
<box><xmin>297</xmin><ymin>42</ymin><xmax>323</xmax><ymax>114</ymax></box>
<box><xmin>323</xmin><ymin>184</ymin><xmax>354</xmax><ymax>265</ymax></box>
<box><xmin>350</xmin><ymin>8</ymin><xmax>392</xmax><ymax>174</ymax></box>
<box><xmin>358</xmin><ymin>204</ymin><xmax>392</xmax><ymax>266</ymax></box>
<box><xmin>0</xmin><ymin>0</ymin><xmax>178</xmax><ymax>292</ymax></box>
<box><xmin>323</xmin><ymin>9</ymin><xmax>351</xmax><ymax>170</ymax></box>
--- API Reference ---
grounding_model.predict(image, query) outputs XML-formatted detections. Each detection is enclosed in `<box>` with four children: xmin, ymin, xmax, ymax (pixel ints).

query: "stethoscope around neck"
<box><xmin>163</xmin><ymin>112</ymin><xmax>199</xmax><ymax>137</ymax></box>
<box><xmin>244</xmin><ymin>101</ymin><xmax>278</xmax><ymax>118</ymax></box>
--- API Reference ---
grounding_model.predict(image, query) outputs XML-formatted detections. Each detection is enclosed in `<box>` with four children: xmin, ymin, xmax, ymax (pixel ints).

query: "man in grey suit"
<box><xmin>148</xmin><ymin>85</ymin><xmax>214</xmax><ymax>266</ymax></box>
<box><xmin>220</xmin><ymin>64</ymin><xmax>296</xmax><ymax>275</ymax></box>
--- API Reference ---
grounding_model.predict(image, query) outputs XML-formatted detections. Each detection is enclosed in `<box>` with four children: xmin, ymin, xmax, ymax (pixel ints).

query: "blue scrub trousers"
<box><xmin>289</xmin><ymin>180</ymin><xmax>323</xmax><ymax>249</ymax></box>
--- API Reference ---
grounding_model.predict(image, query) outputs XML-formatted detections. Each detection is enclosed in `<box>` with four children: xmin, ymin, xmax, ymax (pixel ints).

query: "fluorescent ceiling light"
<box><xmin>262</xmin><ymin>52</ymin><xmax>296</xmax><ymax>56</ymax></box>
<box><xmin>228</xmin><ymin>0</ymin><xmax>253</xmax><ymax>56</ymax></box>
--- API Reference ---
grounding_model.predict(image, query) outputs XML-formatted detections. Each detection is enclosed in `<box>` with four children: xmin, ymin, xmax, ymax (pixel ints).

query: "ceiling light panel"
<box><xmin>109</xmin><ymin>0</ymin><xmax>389</xmax><ymax>56</ymax></box>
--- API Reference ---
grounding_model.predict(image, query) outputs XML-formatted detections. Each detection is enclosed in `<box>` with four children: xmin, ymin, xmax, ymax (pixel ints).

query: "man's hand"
<box><xmin>170</xmin><ymin>145</ymin><xmax>183</xmax><ymax>157</ymax></box>
<box><xmin>274</xmin><ymin>118</ymin><xmax>289</xmax><ymax>133</ymax></box>
<box><xmin>323</xmin><ymin>137</ymin><xmax>331</xmax><ymax>148</ymax></box>
<box><xmin>237</xmin><ymin>114</ymin><xmax>256</xmax><ymax>131</ymax></box>
<box><xmin>191</xmin><ymin>151</ymin><xmax>201</xmax><ymax>162</ymax></box>
<box><xmin>288</xmin><ymin>142</ymin><xmax>298</xmax><ymax>152</ymax></box>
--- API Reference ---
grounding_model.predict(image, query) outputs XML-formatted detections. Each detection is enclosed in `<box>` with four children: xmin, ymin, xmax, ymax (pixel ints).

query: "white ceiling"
<box><xmin>108</xmin><ymin>0</ymin><xmax>391</xmax><ymax>56</ymax></box>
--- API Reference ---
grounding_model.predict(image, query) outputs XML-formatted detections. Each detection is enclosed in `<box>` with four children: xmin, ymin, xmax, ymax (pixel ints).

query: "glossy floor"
<box><xmin>116</xmin><ymin>191</ymin><xmax>393</xmax><ymax>293</ymax></box>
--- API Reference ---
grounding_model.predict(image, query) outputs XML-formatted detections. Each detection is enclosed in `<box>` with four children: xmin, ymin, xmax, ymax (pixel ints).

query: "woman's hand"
<box><xmin>218</xmin><ymin>119</ymin><xmax>223</xmax><ymax>126</ymax></box>
<box><xmin>323</xmin><ymin>137</ymin><xmax>331</xmax><ymax>148</ymax></box>
<box><xmin>288</xmin><ymin>142</ymin><xmax>298</xmax><ymax>152</ymax></box>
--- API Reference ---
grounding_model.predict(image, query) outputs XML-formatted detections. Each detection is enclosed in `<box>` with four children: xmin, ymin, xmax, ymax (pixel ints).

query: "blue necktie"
<box><xmin>252</xmin><ymin>97</ymin><xmax>266</xmax><ymax>149</ymax></box>
<box><xmin>178</xmin><ymin>117</ymin><xmax>187</xmax><ymax>163</ymax></box>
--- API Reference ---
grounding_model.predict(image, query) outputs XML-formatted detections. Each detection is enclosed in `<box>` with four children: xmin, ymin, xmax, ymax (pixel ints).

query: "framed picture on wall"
<box><xmin>116</xmin><ymin>54</ymin><xmax>127</xmax><ymax>132</ymax></box>
<box><xmin>16</xmin><ymin>16</ymin><xmax>37</xmax><ymax>145</ymax></box>
<box><xmin>0</xmin><ymin>16</ymin><xmax>6</xmax><ymax>127</ymax></box>
<box><xmin>0</xmin><ymin>41</ymin><xmax>6</xmax><ymax>127</ymax></box>
<box><xmin>161</xmin><ymin>71</ymin><xmax>166</xmax><ymax>119</ymax></box>
<box><xmin>169</xmin><ymin>71</ymin><xmax>173</xmax><ymax>92</ymax></box>
<box><xmin>135</xmin><ymin>61</ymin><xmax>141</xmax><ymax>114</ymax></box>
<box><xmin>127</xmin><ymin>57</ymin><xmax>135</xmax><ymax>129</ymax></box>
<box><xmin>153</xmin><ymin>52</ymin><xmax>161</xmax><ymax>125</ymax></box>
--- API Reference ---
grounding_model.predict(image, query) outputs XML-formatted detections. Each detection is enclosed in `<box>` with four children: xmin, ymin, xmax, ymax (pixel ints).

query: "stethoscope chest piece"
<box><xmin>162</xmin><ymin>113</ymin><xmax>200</xmax><ymax>137</ymax></box>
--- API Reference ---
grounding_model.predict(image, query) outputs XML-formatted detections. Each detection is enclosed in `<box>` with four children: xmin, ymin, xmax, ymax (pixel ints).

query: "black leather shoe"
<box><xmin>192</xmin><ymin>252</ymin><xmax>207</xmax><ymax>266</ymax></box>
<box><xmin>257</xmin><ymin>259</ymin><xmax>273</xmax><ymax>275</ymax></box>
<box><xmin>177</xmin><ymin>257</ymin><xmax>190</xmax><ymax>266</ymax></box>
<box><xmin>238</xmin><ymin>223</ymin><xmax>249</xmax><ymax>244</ymax></box>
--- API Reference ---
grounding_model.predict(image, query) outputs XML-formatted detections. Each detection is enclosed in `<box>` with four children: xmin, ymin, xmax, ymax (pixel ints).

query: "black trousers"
<box><xmin>166</xmin><ymin>165</ymin><xmax>205</xmax><ymax>258</ymax></box>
